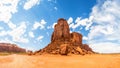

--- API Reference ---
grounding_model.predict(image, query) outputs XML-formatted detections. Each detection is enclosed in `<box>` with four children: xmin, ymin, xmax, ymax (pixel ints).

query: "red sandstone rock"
<box><xmin>51</xmin><ymin>18</ymin><xmax>70</xmax><ymax>42</ymax></box>
<box><xmin>0</xmin><ymin>43</ymin><xmax>26</xmax><ymax>53</ymax></box>
<box><xmin>60</xmin><ymin>44</ymin><xmax>68</xmax><ymax>55</ymax></box>
<box><xmin>27</xmin><ymin>50</ymin><xmax>33</xmax><ymax>55</ymax></box>
<box><xmin>82</xmin><ymin>44</ymin><xmax>93</xmax><ymax>52</ymax></box>
<box><xmin>35</xmin><ymin>18</ymin><xmax>94</xmax><ymax>55</ymax></box>
<box><xmin>75</xmin><ymin>46</ymin><xmax>84</xmax><ymax>55</ymax></box>
<box><xmin>70</xmin><ymin>32</ymin><xmax>82</xmax><ymax>46</ymax></box>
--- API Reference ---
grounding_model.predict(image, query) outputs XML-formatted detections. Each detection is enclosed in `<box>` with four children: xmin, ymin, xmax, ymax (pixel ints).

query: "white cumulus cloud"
<box><xmin>23</xmin><ymin>0</ymin><xmax>40</xmax><ymax>10</ymax></box>
<box><xmin>8</xmin><ymin>22</ymin><xmax>29</xmax><ymax>43</ymax></box>
<box><xmin>83</xmin><ymin>36</ymin><xmax>88</xmax><ymax>41</ymax></box>
<box><xmin>32</xmin><ymin>19</ymin><xmax>47</xmax><ymax>30</ymax></box>
<box><xmin>0</xmin><ymin>31</ymin><xmax>8</xmax><ymax>36</ymax></box>
<box><xmin>67</xmin><ymin>17</ymin><xmax>73</xmax><ymax>25</ymax></box>
<box><xmin>29</xmin><ymin>31</ymin><xmax>34</xmax><ymax>38</ymax></box>
<box><xmin>37</xmin><ymin>36</ymin><xmax>44</xmax><ymax>41</ymax></box>
<box><xmin>8</xmin><ymin>21</ymin><xmax>16</xmax><ymax>29</ymax></box>
<box><xmin>89</xmin><ymin>42</ymin><xmax>120</xmax><ymax>53</ymax></box>
<box><xmin>69</xmin><ymin>16</ymin><xmax>93</xmax><ymax>30</ymax></box>
<box><xmin>87</xmin><ymin>0</ymin><xmax>120</xmax><ymax>53</ymax></box>
<box><xmin>0</xmin><ymin>27</ymin><xmax>4</xmax><ymax>30</ymax></box>
<box><xmin>0</xmin><ymin>0</ymin><xmax>19</xmax><ymax>23</ymax></box>
<box><xmin>0</xmin><ymin>38</ymin><xmax>15</xmax><ymax>44</ymax></box>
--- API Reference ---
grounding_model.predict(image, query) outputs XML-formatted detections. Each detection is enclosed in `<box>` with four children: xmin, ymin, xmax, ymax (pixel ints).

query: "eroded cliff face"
<box><xmin>70</xmin><ymin>32</ymin><xmax>82</xmax><ymax>46</ymax></box>
<box><xmin>51</xmin><ymin>18</ymin><xmax>70</xmax><ymax>42</ymax></box>
<box><xmin>35</xmin><ymin>18</ymin><xmax>94</xmax><ymax>55</ymax></box>
<box><xmin>0</xmin><ymin>43</ymin><xmax>26</xmax><ymax>53</ymax></box>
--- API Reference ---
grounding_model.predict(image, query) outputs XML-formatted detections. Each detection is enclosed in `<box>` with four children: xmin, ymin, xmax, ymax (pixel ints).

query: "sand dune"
<box><xmin>0</xmin><ymin>54</ymin><xmax>120</xmax><ymax>68</ymax></box>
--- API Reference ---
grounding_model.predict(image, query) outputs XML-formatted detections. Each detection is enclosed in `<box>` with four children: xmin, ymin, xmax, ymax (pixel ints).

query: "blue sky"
<box><xmin>0</xmin><ymin>0</ymin><xmax>120</xmax><ymax>53</ymax></box>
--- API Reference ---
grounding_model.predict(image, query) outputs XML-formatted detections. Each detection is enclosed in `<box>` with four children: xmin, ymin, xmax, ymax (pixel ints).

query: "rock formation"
<box><xmin>60</xmin><ymin>44</ymin><xmax>69</xmax><ymax>55</ymax></box>
<box><xmin>35</xmin><ymin>18</ymin><xmax>94</xmax><ymax>55</ymax></box>
<box><xmin>70</xmin><ymin>32</ymin><xmax>82</xmax><ymax>46</ymax></box>
<box><xmin>0</xmin><ymin>43</ymin><xmax>26</xmax><ymax>53</ymax></box>
<box><xmin>51</xmin><ymin>18</ymin><xmax>70</xmax><ymax>42</ymax></box>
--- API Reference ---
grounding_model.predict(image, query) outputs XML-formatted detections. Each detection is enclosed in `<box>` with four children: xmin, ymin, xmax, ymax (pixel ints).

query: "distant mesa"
<box><xmin>0</xmin><ymin>43</ymin><xmax>26</xmax><ymax>53</ymax></box>
<box><xmin>34</xmin><ymin>18</ymin><xmax>94</xmax><ymax>55</ymax></box>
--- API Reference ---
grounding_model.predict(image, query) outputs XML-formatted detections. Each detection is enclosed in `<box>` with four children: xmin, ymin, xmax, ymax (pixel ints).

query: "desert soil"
<box><xmin>0</xmin><ymin>54</ymin><xmax>120</xmax><ymax>68</ymax></box>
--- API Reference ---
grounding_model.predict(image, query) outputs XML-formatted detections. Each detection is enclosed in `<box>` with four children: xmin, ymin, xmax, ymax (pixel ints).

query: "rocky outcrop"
<box><xmin>0</xmin><ymin>43</ymin><xmax>26</xmax><ymax>53</ymax></box>
<box><xmin>35</xmin><ymin>18</ymin><xmax>94</xmax><ymax>55</ymax></box>
<box><xmin>70</xmin><ymin>32</ymin><xmax>82</xmax><ymax>46</ymax></box>
<box><xmin>60</xmin><ymin>44</ymin><xmax>68</xmax><ymax>55</ymax></box>
<box><xmin>27</xmin><ymin>50</ymin><xmax>33</xmax><ymax>55</ymax></box>
<box><xmin>82</xmin><ymin>44</ymin><xmax>93</xmax><ymax>52</ymax></box>
<box><xmin>51</xmin><ymin>18</ymin><xmax>70</xmax><ymax>42</ymax></box>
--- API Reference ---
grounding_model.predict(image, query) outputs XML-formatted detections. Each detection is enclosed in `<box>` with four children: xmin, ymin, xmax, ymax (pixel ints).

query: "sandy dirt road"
<box><xmin>0</xmin><ymin>54</ymin><xmax>120</xmax><ymax>68</ymax></box>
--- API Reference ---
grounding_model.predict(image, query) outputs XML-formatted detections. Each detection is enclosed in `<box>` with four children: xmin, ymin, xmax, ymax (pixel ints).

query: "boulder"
<box><xmin>27</xmin><ymin>50</ymin><xmax>33</xmax><ymax>55</ymax></box>
<box><xmin>76</xmin><ymin>46</ymin><xmax>84</xmax><ymax>55</ymax></box>
<box><xmin>60</xmin><ymin>44</ymin><xmax>68</xmax><ymax>55</ymax></box>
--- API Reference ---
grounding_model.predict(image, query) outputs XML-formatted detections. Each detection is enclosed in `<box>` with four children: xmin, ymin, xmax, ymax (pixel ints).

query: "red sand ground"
<box><xmin>0</xmin><ymin>54</ymin><xmax>120</xmax><ymax>68</ymax></box>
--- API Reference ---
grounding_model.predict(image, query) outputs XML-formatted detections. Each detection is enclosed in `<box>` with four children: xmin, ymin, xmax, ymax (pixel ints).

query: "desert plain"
<box><xmin>0</xmin><ymin>54</ymin><xmax>120</xmax><ymax>68</ymax></box>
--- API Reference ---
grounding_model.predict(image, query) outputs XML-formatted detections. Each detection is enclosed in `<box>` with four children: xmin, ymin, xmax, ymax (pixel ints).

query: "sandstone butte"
<box><xmin>34</xmin><ymin>18</ymin><xmax>95</xmax><ymax>55</ymax></box>
<box><xmin>0</xmin><ymin>43</ymin><xmax>26</xmax><ymax>53</ymax></box>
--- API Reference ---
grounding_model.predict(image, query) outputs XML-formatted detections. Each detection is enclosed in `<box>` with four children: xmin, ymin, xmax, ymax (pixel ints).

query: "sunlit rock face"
<box><xmin>35</xmin><ymin>18</ymin><xmax>94</xmax><ymax>55</ymax></box>
<box><xmin>51</xmin><ymin>18</ymin><xmax>70</xmax><ymax>42</ymax></box>
<box><xmin>0</xmin><ymin>43</ymin><xmax>26</xmax><ymax>53</ymax></box>
<box><xmin>70</xmin><ymin>32</ymin><xmax>82</xmax><ymax>46</ymax></box>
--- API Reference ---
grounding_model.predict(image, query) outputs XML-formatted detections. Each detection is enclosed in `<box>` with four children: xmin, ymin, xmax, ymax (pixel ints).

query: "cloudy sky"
<box><xmin>0</xmin><ymin>0</ymin><xmax>120</xmax><ymax>53</ymax></box>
